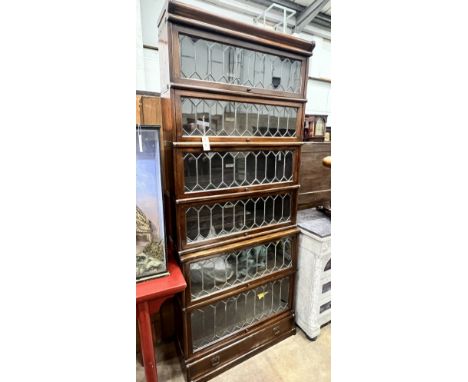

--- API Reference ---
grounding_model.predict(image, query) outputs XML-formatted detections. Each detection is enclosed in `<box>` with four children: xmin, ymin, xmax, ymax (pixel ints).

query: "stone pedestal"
<box><xmin>295</xmin><ymin>208</ymin><xmax>331</xmax><ymax>340</ymax></box>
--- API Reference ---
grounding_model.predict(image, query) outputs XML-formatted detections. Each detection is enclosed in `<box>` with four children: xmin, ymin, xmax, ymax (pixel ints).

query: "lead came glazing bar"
<box><xmin>280</xmin><ymin>152</ymin><xmax>292</xmax><ymax>179</ymax></box>
<box><xmin>281</xmin><ymin>194</ymin><xmax>285</xmax><ymax>221</ymax></box>
<box><xmin>253</xmin><ymin>199</ymin><xmax>257</xmax><ymax>227</ymax></box>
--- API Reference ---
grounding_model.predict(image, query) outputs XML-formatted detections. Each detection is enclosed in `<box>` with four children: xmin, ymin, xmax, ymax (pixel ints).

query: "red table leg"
<box><xmin>137</xmin><ymin>301</ymin><xmax>158</xmax><ymax>382</ymax></box>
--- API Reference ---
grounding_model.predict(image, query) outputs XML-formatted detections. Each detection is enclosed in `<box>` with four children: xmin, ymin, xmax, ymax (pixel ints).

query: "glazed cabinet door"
<box><xmin>171</xmin><ymin>25</ymin><xmax>308</xmax><ymax>99</ymax></box>
<box><xmin>174</xmin><ymin>91</ymin><xmax>304</xmax><ymax>142</ymax></box>
<box><xmin>188</xmin><ymin>274</ymin><xmax>293</xmax><ymax>353</ymax></box>
<box><xmin>174</xmin><ymin>146</ymin><xmax>299</xmax><ymax>199</ymax></box>
<box><xmin>177</xmin><ymin>190</ymin><xmax>297</xmax><ymax>252</ymax></box>
<box><xmin>184</xmin><ymin>232</ymin><xmax>297</xmax><ymax>304</ymax></box>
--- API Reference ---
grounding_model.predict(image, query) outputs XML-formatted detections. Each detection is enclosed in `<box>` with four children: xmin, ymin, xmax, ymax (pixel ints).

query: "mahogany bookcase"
<box><xmin>157</xmin><ymin>1</ymin><xmax>314</xmax><ymax>380</ymax></box>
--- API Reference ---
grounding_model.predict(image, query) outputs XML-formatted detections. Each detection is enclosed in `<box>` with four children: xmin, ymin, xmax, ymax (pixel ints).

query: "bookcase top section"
<box><xmin>158</xmin><ymin>0</ymin><xmax>315</xmax><ymax>57</ymax></box>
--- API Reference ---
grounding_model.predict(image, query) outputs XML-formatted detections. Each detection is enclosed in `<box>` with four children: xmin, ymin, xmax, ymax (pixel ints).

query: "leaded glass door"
<box><xmin>178</xmin><ymin>190</ymin><xmax>297</xmax><ymax>251</ymax></box>
<box><xmin>186</xmin><ymin>234</ymin><xmax>296</xmax><ymax>302</ymax></box>
<box><xmin>190</xmin><ymin>276</ymin><xmax>291</xmax><ymax>352</ymax></box>
<box><xmin>172</xmin><ymin>26</ymin><xmax>307</xmax><ymax>99</ymax></box>
<box><xmin>174</xmin><ymin>91</ymin><xmax>304</xmax><ymax>142</ymax></box>
<box><xmin>175</xmin><ymin>146</ymin><xmax>298</xmax><ymax>198</ymax></box>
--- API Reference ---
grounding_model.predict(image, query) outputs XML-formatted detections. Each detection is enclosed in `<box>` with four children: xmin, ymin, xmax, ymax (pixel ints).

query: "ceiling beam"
<box><xmin>247</xmin><ymin>0</ymin><xmax>304</xmax><ymax>13</ymax></box>
<box><xmin>294</xmin><ymin>0</ymin><xmax>329</xmax><ymax>33</ymax></box>
<box><xmin>247</xmin><ymin>0</ymin><xmax>330</xmax><ymax>30</ymax></box>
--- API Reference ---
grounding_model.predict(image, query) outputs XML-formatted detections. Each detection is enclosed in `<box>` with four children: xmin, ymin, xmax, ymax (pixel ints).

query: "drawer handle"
<box><xmin>273</xmin><ymin>326</ymin><xmax>281</xmax><ymax>336</ymax></box>
<box><xmin>211</xmin><ymin>355</ymin><xmax>220</xmax><ymax>367</ymax></box>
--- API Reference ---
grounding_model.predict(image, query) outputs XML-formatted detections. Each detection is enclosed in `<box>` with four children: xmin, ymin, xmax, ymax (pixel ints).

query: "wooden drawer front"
<box><xmin>176</xmin><ymin>146</ymin><xmax>299</xmax><ymax>199</ymax></box>
<box><xmin>174</xmin><ymin>27</ymin><xmax>306</xmax><ymax>98</ymax></box>
<box><xmin>187</xmin><ymin>235</ymin><xmax>294</xmax><ymax>302</ymax></box>
<box><xmin>187</xmin><ymin>314</ymin><xmax>294</xmax><ymax>380</ymax></box>
<box><xmin>179</xmin><ymin>190</ymin><xmax>296</xmax><ymax>251</ymax></box>
<box><xmin>190</xmin><ymin>276</ymin><xmax>291</xmax><ymax>352</ymax></box>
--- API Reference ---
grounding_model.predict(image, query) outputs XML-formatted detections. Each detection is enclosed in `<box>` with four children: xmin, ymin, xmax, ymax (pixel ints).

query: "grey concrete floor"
<box><xmin>136</xmin><ymin>324</ymin><xmax>331</xmax><ymax>382</ymax></box>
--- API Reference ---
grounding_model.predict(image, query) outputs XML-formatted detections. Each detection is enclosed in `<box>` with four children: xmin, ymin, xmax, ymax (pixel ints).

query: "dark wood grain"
<box><xmin>298</xmin><ymin>142</ymin><xmax>331</xmax><ymax>209</ymax></box>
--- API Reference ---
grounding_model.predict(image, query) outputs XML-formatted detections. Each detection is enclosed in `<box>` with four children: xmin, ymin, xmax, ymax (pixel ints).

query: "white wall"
<box><xmin>137</xmin><ymin>0</ymin><xmax>165</xmax><ymax>92</ymax></box>
<box><xmin>306</xmin><ymin>34</ymin><xmax>331</xmax><ymax>119</ymax></box>
<box><xmin>137</xmin><ymin>0</ymin><xmax>331</xmax><ymax>122</ymax></box>
<box><xmin>136</xmin><ymin>0</ymin><xmax>147</xmax><ymax>91</ymax></box>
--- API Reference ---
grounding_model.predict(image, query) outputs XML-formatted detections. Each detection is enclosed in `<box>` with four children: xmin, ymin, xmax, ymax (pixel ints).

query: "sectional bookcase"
<box><xmin>158</xmin><ymin>2</ymin><xmax>314</xmax><ymax>380</ymax></box>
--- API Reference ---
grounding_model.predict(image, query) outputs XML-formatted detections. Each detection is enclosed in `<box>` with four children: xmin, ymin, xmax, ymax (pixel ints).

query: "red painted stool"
<box><xmin>136</xmin><ymin>259</ymin><xmax>186</xmax><ymax>382</ymax></box>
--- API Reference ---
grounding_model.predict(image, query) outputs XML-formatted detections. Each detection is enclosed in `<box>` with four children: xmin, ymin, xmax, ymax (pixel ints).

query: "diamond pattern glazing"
<box><xmin>185</xmin><ymin>193</ymin><xmax>292</xmax><ymax>244</ymax></box>
<box><xmin>190</xmin><ymin>237</ymin><xmax>292</xmax><ymax>299</ymax></box>
<box><xmin>181</xmin><ymin>97</ymin><xmax>297</xmax><ymax>137</ymax></box>
<box><xmin>191</xmin><ymin>277</ymin><xmax>289</xmax><ymax>351</ymax></box>
<box><xmin>179</xmin><ymin>34</ymin><xmax>302</xmax><ymax>94</ymax></box>
<box><xmin>183</xmin><ymin>150</ymin><xmax>293</xmax><ymax>192</ymax></box>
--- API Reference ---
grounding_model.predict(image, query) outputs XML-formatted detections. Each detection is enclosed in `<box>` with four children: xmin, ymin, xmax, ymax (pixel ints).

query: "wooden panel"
<box><xmin>298</xmin><ymin>142</ymin><xmax>331</xmax><ymax>209</ymax></box>
<box><xmin>298</xmin><ymin>190</ymin><xmax>331</xmax><ymax>209</ymax></box>
<box><xmin>136</xmin><ymin>95</ymin><xmax>162</xmax><ymax>126</ymax></box>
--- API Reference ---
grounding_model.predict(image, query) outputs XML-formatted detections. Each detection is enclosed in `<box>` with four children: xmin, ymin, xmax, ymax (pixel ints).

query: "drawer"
<box><xmin>177</xmin><ymin>189</ymin><xmax>297</xmax><ymax>252</ymax></box>
<box><xmin>187</xmin><ymin>313</ymin><xmax>295</xmax><ymax>381</ymax></box>
<box><xmin>182</xmin><ymin>230</ymin><xmax>298</xmax><ymax>304</ymax></box>
<box><xmin>174</xmin><ymin>145</ymin><xmax>300</xmax><ymax>200</ymax></box>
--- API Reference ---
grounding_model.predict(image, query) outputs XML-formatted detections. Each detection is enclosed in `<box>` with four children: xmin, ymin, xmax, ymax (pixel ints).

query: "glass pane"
<box><xmin>181</xmin><ymin>97</ymin><xmax>298</xmax><ymax>137</ymax></box>
<box><xmin>136</xmin><ymin>129</ymin><xmax>167</xmax><ymax>280</ymax></box>
<box><xmin>185</xmin><ymin>193</ymin><xmax>293</xmax><ymax>244</ymax></box>
<box><xmin>324</xmin><ymin>259</ymin><xmax>331</xmax><ymax>271</ymax></box>
<box><xmin>191</xmin><ymin>277</ymin><xmax>290</xmax><ymax>351</ymax></box>
<box><xmin>186</xmin><ymin>207</ymin><xmax>199</xmax><ymax>242</ymax></box>
<box><xmin>179</xmin><ymin>34</ymin><xmax>303</xmax><ymax>94</ymax></box>
<box><xmin>183</xmin><ymin>150</ymin><xmax>294</xmax><ymax>192</ymax></box>
<box><xmin>284</xmin><ymin>151</ymin><xmax>293</xmax><ymax>180</ymax></box>
<box><xmin>190</xmin><ymin>237</ymin><xmax>293</xmax><ymax>300</ymax></box>
<box><xmin>282</xmin><ymin>194</ymin><xmax>291</xmax><ymax>221</ymax></box>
